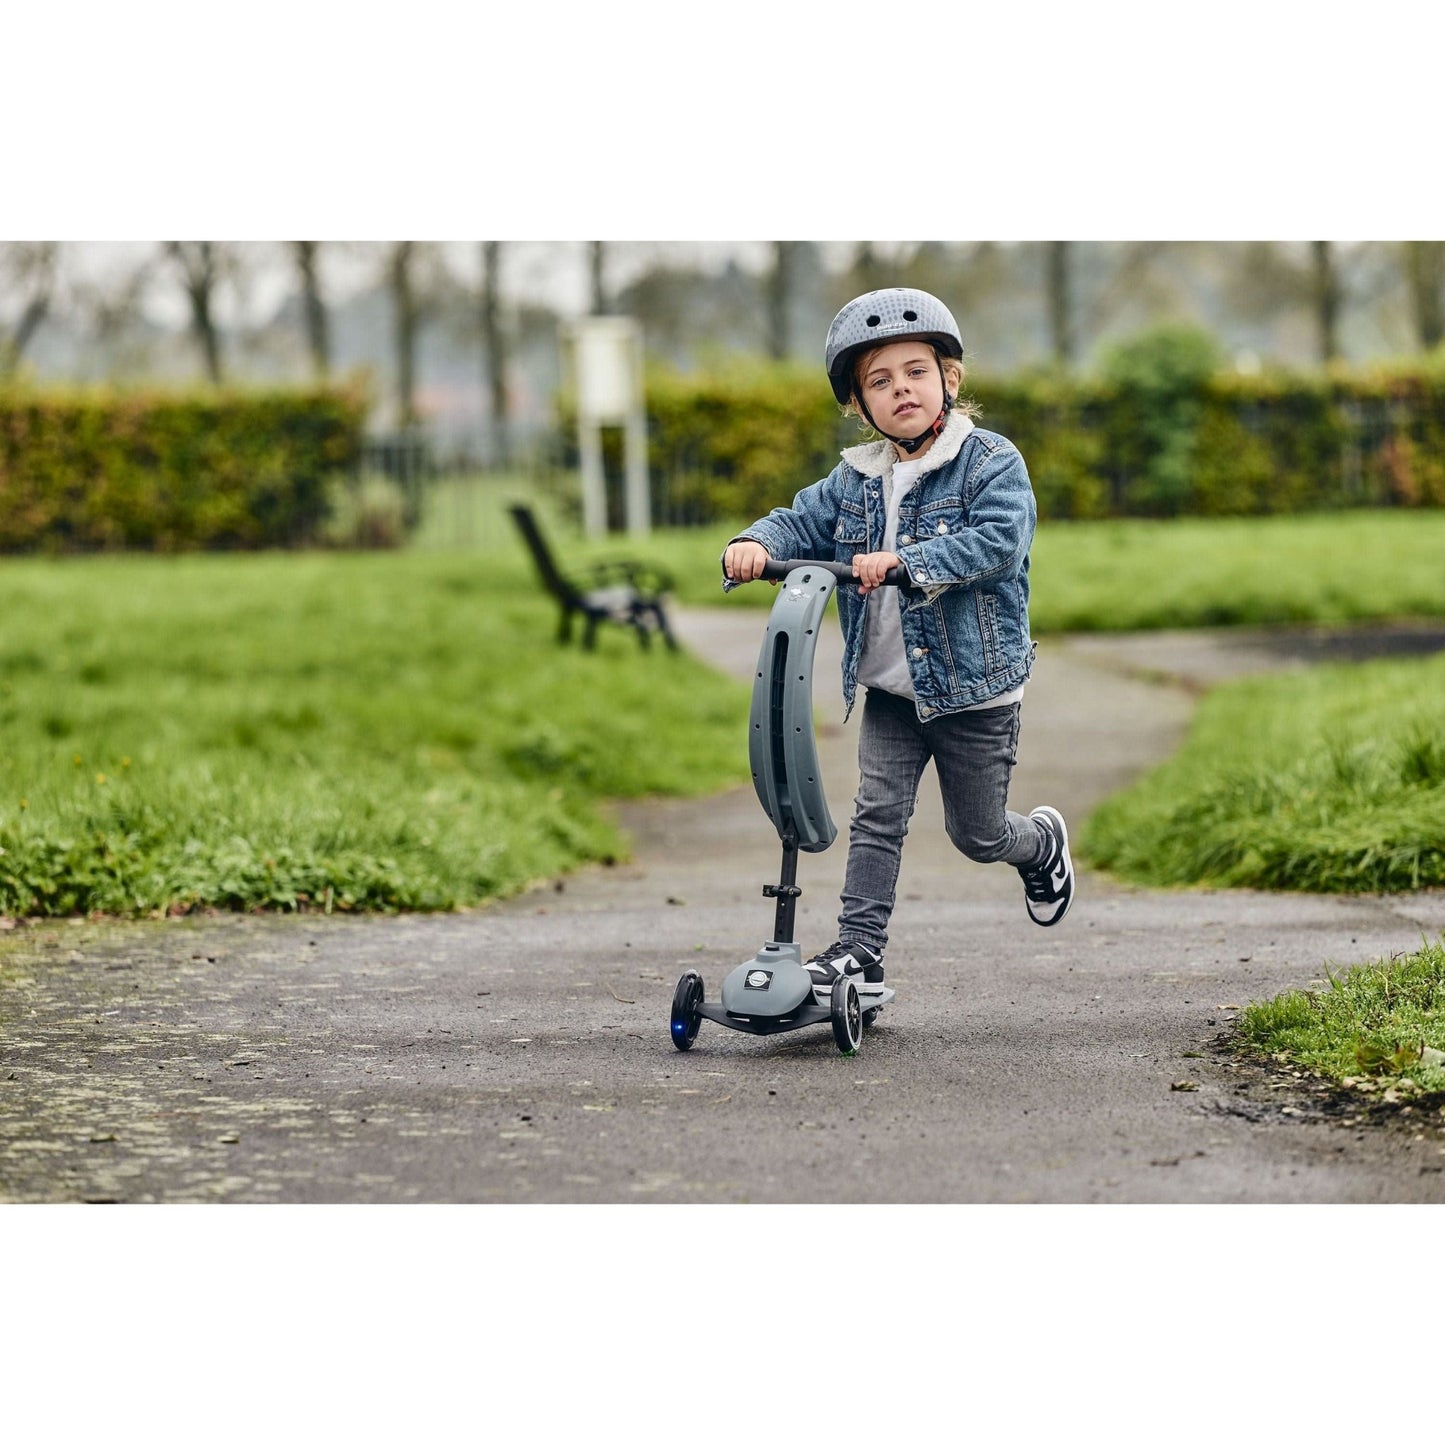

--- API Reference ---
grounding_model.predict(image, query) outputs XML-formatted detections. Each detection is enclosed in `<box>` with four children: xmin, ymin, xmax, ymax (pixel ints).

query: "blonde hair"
<box><xmin>839</xmin><ymin>346</ymin><xmax>980</xmax><ymax>430</ymax></box>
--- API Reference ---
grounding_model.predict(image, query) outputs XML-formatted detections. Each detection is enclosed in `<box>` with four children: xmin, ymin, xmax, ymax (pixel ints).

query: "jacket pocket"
<box><xmin>976</xmin><ymin>590</ymin><xmax>1007</xmax><ymax>678</ymax></box>
<box><xmin>915</xmin><ymin>499</ymin><xmax>967</xmax><ymax>539</ymax></box>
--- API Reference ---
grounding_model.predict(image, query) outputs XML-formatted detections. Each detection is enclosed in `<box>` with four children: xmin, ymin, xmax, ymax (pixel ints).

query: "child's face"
<box><xmin>853</xmin><ymin>342</ymin><xmax>945</xmax><ymax>440</ymax></box>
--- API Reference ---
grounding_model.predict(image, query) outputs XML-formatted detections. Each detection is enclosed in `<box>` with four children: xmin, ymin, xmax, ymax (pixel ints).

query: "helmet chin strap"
<box><xmin>855</xmin><ymin>354</ymin><xmax>953</xmax><ymax>455</ymax></box>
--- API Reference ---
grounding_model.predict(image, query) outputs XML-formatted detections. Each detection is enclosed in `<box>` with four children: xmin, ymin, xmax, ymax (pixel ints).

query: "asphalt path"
<box><xmin>3</xmin><ymin>610</ymin><xmax>1445</xmax><ymax>1203</ymax></box>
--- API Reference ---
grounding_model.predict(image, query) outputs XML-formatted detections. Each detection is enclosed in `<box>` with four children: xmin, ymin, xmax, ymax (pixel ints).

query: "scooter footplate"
<box><xmin>697</xmin><ymin>1000</ymin><xmax>831</xmax><ymax>1036</ymax></box>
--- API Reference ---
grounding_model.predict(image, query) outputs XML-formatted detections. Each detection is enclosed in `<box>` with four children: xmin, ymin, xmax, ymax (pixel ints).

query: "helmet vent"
<box><xmin>866</xmin><ymin>314</ymin><xmax>880</xmax><ymax>326</ymax></box>
<box><xmin>903</xmin><ymin>309</ymin><xmax>917</xmax><ymax>320</ymax></box>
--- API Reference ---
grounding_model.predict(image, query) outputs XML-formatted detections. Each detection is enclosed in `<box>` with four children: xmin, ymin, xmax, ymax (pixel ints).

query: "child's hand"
<box><xmin>853</xmin><ymin>551</ymin><xmax>902</xmax><ymax>594</ymax></box>
<box><xmin>724</xmin><ymin>540</ymin><xmax>773</xmax><ymax>584</ymax></box>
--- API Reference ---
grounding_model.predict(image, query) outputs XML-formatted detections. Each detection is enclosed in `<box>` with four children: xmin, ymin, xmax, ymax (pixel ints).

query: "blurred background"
<box><xmin>6</xmin><ymin>238</ymin><xmax>1445</xmax><ymax>550</ymax></box>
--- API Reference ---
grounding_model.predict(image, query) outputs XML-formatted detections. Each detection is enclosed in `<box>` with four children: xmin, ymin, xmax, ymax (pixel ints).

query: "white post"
<box><xmin>578</xmin><ymin>420</ymin><xmax>607</xmax><ymax>538</ymax></box>
<box><xmin>569</xmin><ymin>316</ymin><xmax>649</xmax><ymax>538</ymax></box>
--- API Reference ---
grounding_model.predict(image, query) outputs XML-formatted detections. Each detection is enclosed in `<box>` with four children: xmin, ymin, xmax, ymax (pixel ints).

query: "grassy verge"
<box><xmin>1082</xmin><ymin>651</ymin><xmax>1445</xmax><ymax>892</ymax></box>
<box><xmin>0</xmin><ymin>548</ymin><xmax>748</xmax><ymax>918</ymax></box>
<box><xmin>1233</xmin><ymin>937</ymin><xmax>1445</xmax><ymax>1095</ymax></box>
<box><xmin>1028</xmin><ymin>511</ymin><xmax>1445</xmax><ymax>632</ymax></box>
<box><xmin>443</xmin><ymin>479</ymin><xmax>1445</xmax><ymax>629</ymax></box>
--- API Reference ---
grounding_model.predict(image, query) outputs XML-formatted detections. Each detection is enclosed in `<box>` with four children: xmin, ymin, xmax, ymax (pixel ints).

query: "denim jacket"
<box><xmin>732</xmin><ymin>412</ymin><xmax>1037</xmax><ymax>722</ymax></box>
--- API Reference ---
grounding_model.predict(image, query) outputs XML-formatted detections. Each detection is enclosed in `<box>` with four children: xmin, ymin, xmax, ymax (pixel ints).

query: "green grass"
<box><xmin>1028</xmin><ymin>511</ymin><xmax>1445</xmax><ymax>632</ymax></box>
<box><xmin>10</xmin><ymin>479</ymin><xmax>1443</xmax><ymax>918</ymax></box>
<box><xmin>0</xmin><ymin>547</ymin><xmax>749</xmax><ymax>918</ymax></box>
<box><xmin>1234</xmin><ymin>937</ymin><xmax>1445</xmax><ymax>1093</ymax></box>
<box><xmin>1083</xmin><ymin>651</ymin><xmax>1445</xmax><ymax>892</ymax></box>
<box><xmin>442</xmin><ymin>478</ymin><xmax>1445</xmax><ymax>629</ymax></box>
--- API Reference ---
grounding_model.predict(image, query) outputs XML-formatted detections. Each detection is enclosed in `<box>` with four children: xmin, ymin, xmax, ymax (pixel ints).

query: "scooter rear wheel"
<box><xmin>670</xmin><ymin>970</ymin><xmax>704</xmax><ymax>1051</ymax></box>
<box><xmin>831</xmin><ymin>976</ymin><xmax>863</xmax><ymax>1054</ymax></box>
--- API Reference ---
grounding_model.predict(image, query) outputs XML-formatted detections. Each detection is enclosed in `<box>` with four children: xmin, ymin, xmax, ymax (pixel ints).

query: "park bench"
<box><xmin>508</xmin><ymin>504</ymin><xmax>678</xmax><ymax>651</ymax></box>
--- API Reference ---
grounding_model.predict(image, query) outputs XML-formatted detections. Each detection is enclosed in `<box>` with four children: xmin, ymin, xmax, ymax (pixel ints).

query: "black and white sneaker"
<box><xmin>805</xmin><ymin>939</ymin><xmax>885</xmax><ymax>986</ymax></box>
<box><xmin>1020</xmin><ymin>806</ymin><xmax>1074</xmax><ymax>926</ymax></box>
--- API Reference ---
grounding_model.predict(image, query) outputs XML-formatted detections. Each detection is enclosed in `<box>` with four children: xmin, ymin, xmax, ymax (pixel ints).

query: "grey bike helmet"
<box><xmin>824</xmin><ymin>287</ymin><xmax>964</xmax><ymax>405</ymax></box>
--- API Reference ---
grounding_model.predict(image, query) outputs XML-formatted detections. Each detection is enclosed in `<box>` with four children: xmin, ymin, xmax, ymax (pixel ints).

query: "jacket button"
<box><xmin>914</xmin><ymin>569</ymin><xmax>929</xmax><ymax>581</ymax></box>
<box><xmin>900</xmin><ymin>534</ymin><xmax>913</xmax><ymax>545</ymax></box>
<box><xmin>920</xmin><ymin>706</ymin><xmax>934</xmax><ymax>716</ymax></box>
<box><xmin>912</xmin><ymin>647</ymin><xmax>926</xmax><ymax>658</ymax></box>
<box><xmin>937</xmin><ymin>522</ymin><xmax>950</xmax><ymax>533</ymax></box>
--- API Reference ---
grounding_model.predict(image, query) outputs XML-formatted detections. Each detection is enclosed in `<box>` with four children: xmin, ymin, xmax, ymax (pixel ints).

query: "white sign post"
<box><xmin>570</xmin><ymin>315</ymin><xmax>649</xmax><ymax>538</ymax></box>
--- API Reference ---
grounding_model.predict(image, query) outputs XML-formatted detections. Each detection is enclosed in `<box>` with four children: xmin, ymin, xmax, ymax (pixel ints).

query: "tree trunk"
<box><xmin>851</xmin><ymin>240</ymin><xmax>883</xmax><ymax>296</ymax></box>
<box><xmin>293</xmin><ymin>241</ymin><xmax>330</xmax><ymax>380</ymax></box>
<box><xmin>480</xmin><ymin>240</ymin><xmax>508</xmax><ymax>466</ymax></box>
<box><xmin>768</xmin><ymin>241</ymin><xmax>795</xmax><ymax>360</ymax></box>
<box><xmin>388</xmin><ymin>241</ymin><xmax>419</xmax><ymax>427</ymax></box>
<box><xmin>166</xmin><ymin>241</ymin><xmax>224</xmax><ymax>384</ymax></box>
<box><xmin>0</xmin><ymin>295</ymin><xmax>49</xmax><ymax>376</ymax></box>
<box><xmin>0</xmin><ymin>242</ymin><xmax>58</xmax><ymax>374</ymax></box>
<box><xmin>1047</xmin><ymin>240</ymin><xmax>1074</xmax><ymax>368</ymax></box>
<box><xmin>1312</xmin><ymin>240</ymin><xmax>1341</xmax><ymax>363</ymax></box>
<box><xmin>589</xmin><ymin>241</ymin><xmax>608</xmax><ymax>316</ymax></box>
<box><xmin>1405</xmin><ymin>241</ymin><xmax>1445</xmax><ymax>350</ymax></box>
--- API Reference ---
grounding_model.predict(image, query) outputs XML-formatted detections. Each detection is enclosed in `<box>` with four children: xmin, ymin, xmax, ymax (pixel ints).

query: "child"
<box><xmin>722</xmin><ymin>286</ymin><xmax>1073</xmax><ymax>989</ymax></box>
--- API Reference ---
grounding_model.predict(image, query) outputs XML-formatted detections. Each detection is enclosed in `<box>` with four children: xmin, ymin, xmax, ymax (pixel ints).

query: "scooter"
<box><xmin>670</xmin><ymin>557</ymin><xmax>908</xmax><ymax>1055</ymax></box>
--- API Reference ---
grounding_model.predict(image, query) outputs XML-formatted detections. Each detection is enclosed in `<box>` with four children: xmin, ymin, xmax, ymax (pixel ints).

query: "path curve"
<box><xmin>3</xmin><ymin>613</ymin><xmax>1444</xmax><ymax>1202</ymax></box>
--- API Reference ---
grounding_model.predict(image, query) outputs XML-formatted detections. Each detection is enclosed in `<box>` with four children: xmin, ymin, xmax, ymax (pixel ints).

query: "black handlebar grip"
<box><xmin>747</xmin><ymin>558</ymin><xmax>913</xmax><ymax>589</ymax></box>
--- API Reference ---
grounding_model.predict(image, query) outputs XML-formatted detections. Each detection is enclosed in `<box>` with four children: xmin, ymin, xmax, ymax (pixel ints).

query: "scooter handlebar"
<box><xmin>724</xmin><ymin>557</ymin><xmax>913</xmax><ymax>592</ymax></box>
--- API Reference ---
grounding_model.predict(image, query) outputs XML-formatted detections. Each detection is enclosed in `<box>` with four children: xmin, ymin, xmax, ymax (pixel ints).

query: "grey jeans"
<box><xmin>839</xmin><ymin>687</ymin><xmax>1047</xmax><ymax>952</ymax></box>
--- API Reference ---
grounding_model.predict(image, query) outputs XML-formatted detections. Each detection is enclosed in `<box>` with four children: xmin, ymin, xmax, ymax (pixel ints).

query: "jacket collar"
<box><xmin>840</xmin><ymin>410</ymin><xmax>976</xmax><ymax>480</ymax></box>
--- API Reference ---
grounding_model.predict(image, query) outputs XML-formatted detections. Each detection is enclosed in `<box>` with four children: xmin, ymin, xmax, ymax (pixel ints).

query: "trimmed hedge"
<box><xmin>0</xmin><ymin>386</ymin><xmax>368</xmax><ymax>552</ymax></box>
<box><xmin>558</xmin><ymin>363</ymin><xmax>853</xmax><ymax>527</ymax></box>
<box><xmin>560</xmin><ymin>347</ymin><xmax>1445</xmax><ymax>523</ymax></box>
<box><xmin>982</xmin><ymin>363</ymin><xmax>1445</xmax><ymax>520</ymax></box>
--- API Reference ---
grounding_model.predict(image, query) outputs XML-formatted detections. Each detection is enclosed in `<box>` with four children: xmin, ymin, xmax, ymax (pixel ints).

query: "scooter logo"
<box><xmin>745</xmin><ymin>970</ymin><xmax>772</xmax><ymax>989</ymax></box>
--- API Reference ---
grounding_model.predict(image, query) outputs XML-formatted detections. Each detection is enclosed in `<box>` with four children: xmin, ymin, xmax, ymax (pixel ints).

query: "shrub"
<box><xmin>0</xmin><ymin>384</ymin><xmax>368</xmax><ymax>552</ymax></box>
<box><xmin>320</xmin><ymin>474</ymin><xmax>410</xmax><ymax>549</ymax></box>
<box><xmin>557</xmin><ymin>361</ymin><xmax>854</xmax><ymax>525</ymax></box>
<box><xmin>562</xmin><ymin>341</ymin><xmax>1445</xmax><ymax>524</ymax></box>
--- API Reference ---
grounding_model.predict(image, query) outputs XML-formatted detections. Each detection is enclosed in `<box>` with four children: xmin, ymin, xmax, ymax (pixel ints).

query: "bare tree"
<box><xmin>1404</xmin><ymin>241</ymin><xmax>1445</xmax><ymax>351</ymax></box>
<box><xmin>164</xmin><ymin>241</ymin><xmax>226</xmax><ymax>383</ymax></box>
<box><xmin>0</xmin><ymin>242</ymin><xmax>60</xmax><ymax>376</ymax></box>
<box><xmin>480</xmin><ymin>241</ymin><xmax>509</xmax><ymax>465</ymax></box>
<box><xmin>387</xmin><ymin>241</ymin><xmax>422</xmax><ymax>427</ymax></box>
<box><xmin>1084</xmin><ymin>243</ymin><xmax>1173</xmax><ymax>343</ymax></box>
<box><xmin>1312</xmin><ymin>240</ymin><xmax>1342</xmax><ymax>362</ymax></box>
<box><xmin>63</xmin><ymin>249</ymin><xmax>158</xmax><ymax>379</ymax></box>
<box><xmin>291</xmin><ymin>241</ymin><xmax>330</xmax><ymax>380</ymax></box>
<box><xmin>1220</xmin><ymin>241</ymin><xmax>1314</xmax><ymax>351</ymax></box>
<box><xmin>849</xmin><ymin>240</ymin><xmax>886</xmax><ymax>297</ymax></box>
<box><xmin>1047</xmin><ymin>240</ymin><xmax>1074</xmax><ymax>367</ymax></box>
<box><xmin>1041</xmin><ymin>241</ymin><xmax>1174</xmax><ymax>368</ymax></box>
<box><xmin>384</xmin><ymin>240</ymin><xmax>461</xmax><ymax>429</ymax></box>
<box><xmin>767</xmin><ymin>241</ymin><xmax>799</xmax><ymax>360</ymax></box>
<box><xmin>589</xmin><ymin>241</ymin><xmax>608</xmax><ymax>316</ymax></box>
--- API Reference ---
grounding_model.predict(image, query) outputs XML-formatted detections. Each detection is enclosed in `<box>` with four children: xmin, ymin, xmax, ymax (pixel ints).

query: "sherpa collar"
<box><xmin>840</xmin><ymin>409</ymin><xmax>975</xmax><ymax>480</ymax></box>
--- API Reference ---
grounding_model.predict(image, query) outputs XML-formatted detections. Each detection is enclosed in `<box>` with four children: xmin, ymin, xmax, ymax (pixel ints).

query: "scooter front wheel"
<box><xmin>830</xmin><ymin>976</ymin><xmax>863</xmax><ymax>1055</ymax></box>
<box><xmin>670</xmin><ymin>970</ymin><xmax>704</xmax><ymax>1051</ymax></box>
